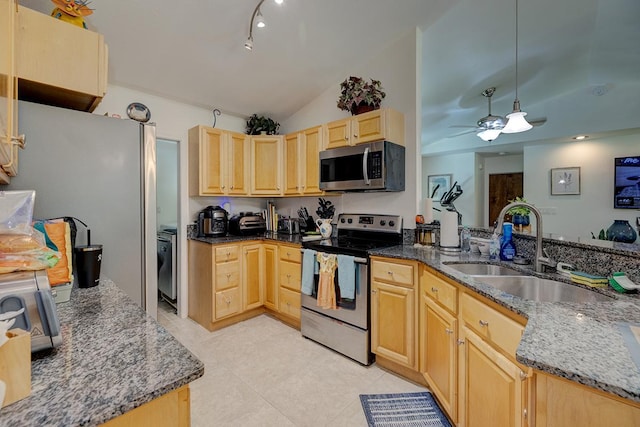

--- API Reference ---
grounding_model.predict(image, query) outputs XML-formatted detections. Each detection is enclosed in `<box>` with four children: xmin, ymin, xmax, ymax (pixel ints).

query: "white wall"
<box><xmin>282</xmin><ymin>28</ymin><xmax>422</xmax><ymax>227</ymax></box>
<box><xmin>524</xmin><ymin>132</ymin><xmax>640</xmax><ymax>241</ymax></box>
<box><xmin>93</xmin><ymin>84</ymin><xmax>247</xmax><ymax>317</ymax></box>
<box><xmin>422</xmin><ymin>152</ymin><xmax>476</xmax><ymax>226</ymax></box>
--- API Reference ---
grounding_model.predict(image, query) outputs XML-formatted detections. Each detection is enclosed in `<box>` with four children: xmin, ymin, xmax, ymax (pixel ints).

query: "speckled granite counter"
<box><xmin>0</xmin><ymin>280</ymin><xmax>204</xmax><ymax>427</ymax></box>
<box><xmin>188</xmin><ymin>229</ymin><xmax>304</xmax><ymax>245</ymax></box>
<box><xmin>369</xmin><ymin>245</ymin><xmax>640</xmax><ymax>403</ymax></box>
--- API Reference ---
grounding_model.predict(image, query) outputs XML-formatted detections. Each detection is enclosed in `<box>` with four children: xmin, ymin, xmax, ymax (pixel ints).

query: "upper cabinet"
<box><xmin>250</xmin><ymin>135</ymin><xmax>283</xmax><ymax>196</ymax></box>
<box><xmin>283</xmin><ymin>126</ymin><xmax>323</xmax><ymax>196</ymax></box>
<box><xmin>324</xmin><ymin>108</ymin><xmax>404</xmax><ymax>149</ymax></box>
<box><xmin>0</xmin><ymin>0</ymin><xmax>20</xmax><ymax>183</ymax></box>
<box><xmin>188</xmin><ymin>125</ymin><xmax>249</xmax><ymax>196</ymax></box>
<box><xmin>15</xmin><ymin>5</ymin><xmax>108</xmax><ymax>112</ymax></box>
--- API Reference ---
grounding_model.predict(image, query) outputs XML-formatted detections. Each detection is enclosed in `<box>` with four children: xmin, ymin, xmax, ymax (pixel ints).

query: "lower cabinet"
<box><xmin>535</xmin><ymin>373</ymin><xmax>640</xmax><ymax>426</ymax></box>
<box><xmin>102</xmin><ymin>385</ymin><xmax>190</xmax><ymax>427</ymax></box>
<box><xmin>277</xmin><ymin>243</ymin><xmax>302</xmax><ymax>321</ymax></box>
<box><xmin>370</xmin><ymin>257</ymin><xmax>418</xmax><ymax>370</ymax></box>
<box><xmin>188</xmin><ymin>240</ymin><xmax>301</xmax><ymax>331</ymax></box>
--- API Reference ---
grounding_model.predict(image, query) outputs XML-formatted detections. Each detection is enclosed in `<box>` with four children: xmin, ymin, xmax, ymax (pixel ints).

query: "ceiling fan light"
<box><xmin>477</xmin><ymin>129</ymin><xmax>502</xmax><ymax>141</ymax></box>
<box><xmin>256</xmin><ymin>10</ymin><xmax>265</xmax><ymax>27</ymax></box>
<box><xmin>274</xmin><ymin>0</ymin><xmax>284</xmax><ymax>4</ymax></box>
<box><xmin>244</xmin><ymin>37</ymin><xmax>253</xmax><ymax>50</ymax></box>
<box><xmin>502</xmin><ymin>110</ymin><xmax>533</xmax><ymax>133</ymax></box>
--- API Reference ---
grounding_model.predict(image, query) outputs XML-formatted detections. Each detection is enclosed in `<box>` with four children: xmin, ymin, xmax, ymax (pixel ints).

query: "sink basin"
<box><xmin>445</xmin><ymin>263</ymin><xmax>526</xmax><ymax>276</ymax></box>
<box><xmin>475</xmin><ymin>276</ymin><xmax>613</xmax><ymax>303</ymax></box>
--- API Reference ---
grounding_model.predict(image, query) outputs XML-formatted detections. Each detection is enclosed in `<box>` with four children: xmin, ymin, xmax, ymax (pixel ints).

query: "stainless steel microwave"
<box><xmin>319</xmin><ymin>141</ymin><xmax>405</xmax><ymax>192</ymax></box>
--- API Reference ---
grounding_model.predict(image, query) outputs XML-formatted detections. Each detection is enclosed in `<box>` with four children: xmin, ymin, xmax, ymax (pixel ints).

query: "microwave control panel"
<box><xmin>368</xmin><ymin>151</ymin><xmax>383</xmax><ymax>179</ymax></box>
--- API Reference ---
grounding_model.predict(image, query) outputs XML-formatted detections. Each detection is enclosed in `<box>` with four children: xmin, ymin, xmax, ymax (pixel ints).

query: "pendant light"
<box><xmin>502</xmin><ymin>0</ymin><xmax>533</xmax><ymax>134</ymax></box>
<box><xmin>244</xmin><ymin>0</ymin><xmax>284</xmax><ymax>51</ymax></box>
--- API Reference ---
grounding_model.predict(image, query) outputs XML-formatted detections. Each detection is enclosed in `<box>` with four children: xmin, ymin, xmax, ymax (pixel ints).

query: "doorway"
<box><xmin>156</xmin><ymin>138</ymin><xmax>179</xmax><ymax>313</ymax></box>
<box><xmin>488</xmin><ymin>172</ymin><xmax>523</xmax><ymax>227</ymax></box>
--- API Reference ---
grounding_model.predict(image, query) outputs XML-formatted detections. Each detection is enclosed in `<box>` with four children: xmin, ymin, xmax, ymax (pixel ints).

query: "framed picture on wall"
<box><xmin>550</xmin><ymin>167</ymin><xmax>580</xmax><ymax>195</ymax></box>
<box><xmin>427</xmin><ymin>174</ymin><xmax>452</xmax><ymax>201</ymax></box>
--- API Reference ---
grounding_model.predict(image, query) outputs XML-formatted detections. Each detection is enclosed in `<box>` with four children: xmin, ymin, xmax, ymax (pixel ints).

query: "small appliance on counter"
<box><xmin>228</xmin><ymin>212</ymin><xmax>266</xmax><ymax>236</ymax></box>
<box><xmin>277</xmin><ymin>217</ymin><xmax>300</xmax><ymax>235</ymax></box>
<box><xmin>0</xmin><ymin>270</ymin><xmax>63</xmax><ymax>352</ymax></box>
<box><xmin>197</xmin><ymin>205</ymin><xmax>229</xmax><ymax>237</ymax></box>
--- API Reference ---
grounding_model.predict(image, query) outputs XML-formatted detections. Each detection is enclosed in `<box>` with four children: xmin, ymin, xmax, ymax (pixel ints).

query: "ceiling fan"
<box><xmin>448</xmin><ymin>87</ymin><xmax>546</xmax><ymax>141</ymax></box>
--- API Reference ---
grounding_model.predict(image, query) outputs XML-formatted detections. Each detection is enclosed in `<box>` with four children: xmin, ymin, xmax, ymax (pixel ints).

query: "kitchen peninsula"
<box><xmin>0</xmin><ymin>280</ymin><xmax>204</xmax><ymax>427</ymax></box>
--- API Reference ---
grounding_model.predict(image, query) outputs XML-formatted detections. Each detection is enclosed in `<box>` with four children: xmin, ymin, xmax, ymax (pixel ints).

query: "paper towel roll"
<box><xmin>424</xmin><ymin>199</ymin><xmax>433</xmax><ymax>224</ymax></box>
<box><xmin>440</xmin><ymin>211</ymin><xmax>459</xmax><ymax>248</ymax></box>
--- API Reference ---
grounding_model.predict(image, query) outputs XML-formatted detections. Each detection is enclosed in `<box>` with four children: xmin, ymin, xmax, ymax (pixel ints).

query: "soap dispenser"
<box><xmin>499</xmin><ymin>222</ymin><xmax>517</xmax><ymax>261</ymax></box>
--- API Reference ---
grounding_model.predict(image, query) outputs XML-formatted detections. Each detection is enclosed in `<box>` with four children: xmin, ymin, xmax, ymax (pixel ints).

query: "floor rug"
<box><xmin>359</xmin><ymin>392</ymin><xmax>452</xmax><ymax>427</ymax></box>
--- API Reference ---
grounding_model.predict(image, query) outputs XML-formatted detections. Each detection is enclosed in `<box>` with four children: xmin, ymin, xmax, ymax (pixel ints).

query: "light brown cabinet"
<box><xmin>324</xmin><ymin>108</ymin><xmax>405</xmax><ymax>149</ymax></box>
<box><xmin>283</xmin><ymin>126</ymin><xmax>323</xmax><ymax>196</ymax></box>
<box><xmin>263</xmin><ymin>243</ymin><xmax>278</xmax><ymax>311</ymax></box>
<box><xmin>277</xmin><ymin>243</ymin><xmax>301</xmax><ymax>321</ymax></box>
<box><xmin>0</xmin><ymin>0</ymin><xmax>20</xmax><ymax>183</ymax></box>
<box><xmin>102</xmin><ymin>385</ymin><xmax>191</xmax><ymax>427</ymax></box>
<box><xmin>243</xmin><ymin>243</ymin><xmax>264</xmax><ymax>311</ymax></box>
<box><xmin>535</xmin><ymin>372</ymin><xmax>640</xmax><ymax>427</ymax></box>
<box><xmin>419</xmin><ymin>266</ymin><xmax>458</xmax><ymax>423</ymax></box>
<box><xmin>370</xmin><ymin>257</ymin><xmax>418</xmax><ymax>370</ymax></box>
<box><xmin>15</xmin><ymin>4</ymin><xmax>107</xmax><ymax>112</ymax></box>
<box><xmin>250</xmin><ymin>135</ymin><xmax>283</xmax><ymax>195</ymax></box>
<box><xmin>188</xmin><ymin>126</ymin><xmax>249</xmax><ymax>196</ymax></box>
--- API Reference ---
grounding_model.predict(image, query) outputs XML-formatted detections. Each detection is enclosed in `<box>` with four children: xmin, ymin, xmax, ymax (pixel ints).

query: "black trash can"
<box><xmin>75</xmin><ymin>244</ymin><xmax>103</xmax><ymax>288</ymax></box>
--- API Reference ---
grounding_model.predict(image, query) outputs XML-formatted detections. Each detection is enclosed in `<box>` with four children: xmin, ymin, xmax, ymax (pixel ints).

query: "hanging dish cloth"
<box><xmin>316</xmin><ymin>252</ymin><xmax>338</xmax><ymax>309</ymax></box>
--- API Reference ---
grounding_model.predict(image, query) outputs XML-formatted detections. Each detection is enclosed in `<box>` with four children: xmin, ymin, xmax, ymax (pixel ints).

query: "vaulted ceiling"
<box><xmin>20</xmin><ymin>0</ymin><xmax>640</xmax><ymax>155</ymax></box>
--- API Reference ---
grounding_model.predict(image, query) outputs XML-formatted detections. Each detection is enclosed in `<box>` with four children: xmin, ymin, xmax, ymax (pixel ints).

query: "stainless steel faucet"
<box><xmin>494</xmin><ymin>202</ymin><xmax>556</xmax><ymax>273</ymax></box>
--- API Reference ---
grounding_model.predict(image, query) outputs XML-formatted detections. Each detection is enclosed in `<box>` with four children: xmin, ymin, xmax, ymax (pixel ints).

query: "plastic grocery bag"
<box><xmin>0</xmin><ymin>191</ymin><xmax>36</xmax><ymax>235</ymax></box>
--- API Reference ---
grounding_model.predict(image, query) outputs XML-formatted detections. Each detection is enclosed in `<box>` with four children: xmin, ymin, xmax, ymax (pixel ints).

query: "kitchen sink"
<box><xmin>444</xmin><ymin>262</ymin><xmax>526</xmax><ymax>276</ymax></box>
<box><xmin>474</xmin><ymin>276</ymin><xmax>613</xmax><ymax>303</ymax></box>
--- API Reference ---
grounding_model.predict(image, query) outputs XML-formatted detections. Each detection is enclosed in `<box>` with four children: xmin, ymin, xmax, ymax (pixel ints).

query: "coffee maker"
<box><xmin>197</xmin><ymin>206</ymin><xmax>228</xmax><ymax>237</ymax></box>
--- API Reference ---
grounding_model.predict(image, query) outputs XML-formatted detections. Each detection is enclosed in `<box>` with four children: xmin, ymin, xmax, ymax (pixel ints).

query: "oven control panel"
<box><xmin>337</xmin><ymin>213</ymin><xmax>403</xmax><ymax>233</ymax></box>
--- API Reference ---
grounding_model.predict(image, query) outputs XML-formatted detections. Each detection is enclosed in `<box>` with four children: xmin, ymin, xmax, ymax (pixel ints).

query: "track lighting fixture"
<box><xmin>244</xmin><ymin>0</ymin><xmax>284</xmax><ymax>51</ymax></box>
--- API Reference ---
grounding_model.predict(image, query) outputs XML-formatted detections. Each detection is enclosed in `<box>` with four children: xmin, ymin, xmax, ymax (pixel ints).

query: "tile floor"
<box><xmin>157</xmin><ymin>302</ymin><xmax>427</xmax><ymax>427</ymax></box>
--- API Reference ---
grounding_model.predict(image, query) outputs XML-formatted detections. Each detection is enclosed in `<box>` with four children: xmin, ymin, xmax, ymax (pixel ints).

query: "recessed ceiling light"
<box><xmin>498</xmin><ymin>151</ymin><xmax>509</xmax><ymax>156</ymax></box>
<box><xmin>572</xmin><ymin>135</ymin><xmax>589</xmax><ymax>140</ymax></box>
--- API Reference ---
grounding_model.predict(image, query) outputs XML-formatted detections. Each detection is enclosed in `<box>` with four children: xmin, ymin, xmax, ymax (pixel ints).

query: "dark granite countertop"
<box><xmin>189</xmin><ymin>231</ymin><xmax>304</xmax><ymax>245</ymax></box>
<box><xmin>369</xmin><ymin>245</ymin><xmax>640</xmax><ymax>403</ymax></box>
<box><xmin>0</xmin><ymin>280</ymin><xmax>204</xmax><ymax>427</ymax></box>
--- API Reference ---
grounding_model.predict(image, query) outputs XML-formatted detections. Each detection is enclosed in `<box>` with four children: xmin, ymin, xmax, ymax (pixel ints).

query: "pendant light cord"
<box><xmin>514</xmin><ymin>0</ymin><xmax>519</xmax><ymax>102</ymax></box>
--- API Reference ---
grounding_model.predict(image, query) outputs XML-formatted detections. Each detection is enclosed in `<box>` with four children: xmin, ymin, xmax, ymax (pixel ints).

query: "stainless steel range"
<box><xmin>300</xmin><ymin>213</ymin><xmax>403</xmax><ymax>365</ymax></box>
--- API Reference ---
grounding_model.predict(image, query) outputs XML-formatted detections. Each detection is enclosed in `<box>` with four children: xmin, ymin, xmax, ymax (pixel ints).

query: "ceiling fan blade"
<box><xmin>529</xmin><ymin>117</ymin><xmax>547</xmax><ymax>127</ymax></box>
<box><xmin>449</xmin><ymin>125</ymin><xmax>477</xmax><ymax>129</ymax></box>
<box><xmin>446</xmin><ymin>128</ymin><xmax>477</xmax><ymax>138</ymax></box>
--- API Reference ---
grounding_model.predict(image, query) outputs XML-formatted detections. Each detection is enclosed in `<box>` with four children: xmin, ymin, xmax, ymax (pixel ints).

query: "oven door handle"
<box><xmin>299</xmin><ymin>249</ymin><xmax>367</xmax><ymax>265</ymax></box>
<box><xmin>362</xmin><ymin>147</ymin><xmax>370</xmax><ymax>185</ymax></box>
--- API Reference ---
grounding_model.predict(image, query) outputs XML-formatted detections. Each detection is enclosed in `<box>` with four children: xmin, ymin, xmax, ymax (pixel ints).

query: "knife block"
<box><xmin>0</xmin><ymin>329</ymin><xmax>31</xmax><ymax>407</ymax></box>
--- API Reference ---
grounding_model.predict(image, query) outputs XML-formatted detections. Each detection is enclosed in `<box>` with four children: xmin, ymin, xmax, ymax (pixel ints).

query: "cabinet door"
<box><xmin>371</xmin><ymin>280</ymin><xmax>416</xmax><ymax>368</ymax></box>
<box><xmin>263</xmin><ymin>243</ymin><xmax>278</xmax><ymax>310</ymax></box>
<box><xmin>352</xmin><ymin>109</ymin><xmax>385</xmax><ymax>144</ymax></box>
<box><xmin>243</xmin><ymin>243</ymin><xmax>264</xmax><ymax>311</ymax></box>
<box><xmin>458</xmin><ymin>325</ymin><xmax>526</xmax><ymax>427</ymax></box>
<box><xmin>420</xmin><ymin>294</ymin><xmax>457</xmax><ymax>423</ymax></box>
<box><xmin>283</xmin><ymin>132</ymin><xmax>301</xmax><ymax>195</ymax></box>
<box><xmin>0</xmin><ymin>0</ymin><xmax>16</xmax><ymax>182</ymax></box>
<box><xmin>324</xmin><ymin>118</ymin><xmax>351</xmax><ymax>149</ymax></box>
<box><xmin>215</xmin><ymin>287</ymin><xmax>241</xmax><ymax>320</ymax></box>
<box><xmin>250</xmin><ymin>136</ymin><xmax>282</xmax><ymax>195</ymax></box>
<box><xmin>227</xmin><ymin>131</ymin><xmax>249</xmax><ymax>195</ymax></box>
<box><xmin>301</xmin><ymin>126</ymin><xmax>323</xmax><ymax>195</ymax></box>
<box><xmin>199</xmin><ymin>127</ymin><xmax>226</xmax><ymax>195</ymax></box>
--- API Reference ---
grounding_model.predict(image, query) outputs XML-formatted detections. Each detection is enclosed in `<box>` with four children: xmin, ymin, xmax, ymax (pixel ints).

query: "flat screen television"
<box><xmin>614</xmin><ymin>156</ymin><xmax>640</xmax><ymax>209</ymax></box>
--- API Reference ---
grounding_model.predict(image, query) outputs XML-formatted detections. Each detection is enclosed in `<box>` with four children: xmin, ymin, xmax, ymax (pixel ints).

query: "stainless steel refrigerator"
<box><xmin>7</xmin><ymin>101</ymin><xmax>158</xmax><ymax>316</ymax></box>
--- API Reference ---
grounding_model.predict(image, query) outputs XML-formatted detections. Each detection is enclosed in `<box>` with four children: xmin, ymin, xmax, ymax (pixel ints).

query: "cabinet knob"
<box><xmin>445</xmin><ymin>328</ymin><xmax>453</xmax><ymax>335</ymax></box>
<box><xmin>222</xmin><ymin>185</ymin><xmax>225</xmax><ymax>189</ymax></box>
<box><xmin>387</xmin><ymin>271</ymin><xmax>393</xmax><ymax>276</ymax></box>
<box><xmin>457</xmin><ymin>339</ymin><xmax>465</xmax><ymax>346</ymax></box>
<box><xmin>371</xmin><ymin>289</ymin><xmax>377</xmax><ymax>294</ymax></box>
<box><xmin>431</xmin><ymin>287</ymin><xmax>438</xmax><ymax>293</ymax></box>
<box><xmin>519</xmin><ymin>370</ymin><xmax>528</xmax><ymax>381</ymax></box>
<box><xmin>227</xmin><ymin>273</ymin><xmax>231</xmax><ymax>279</ymax></box>
<box><xmin>479</xmin><ymin>320</ymin><xmax>489</xmax><ymax>327</ymax></box>
<box><xmin>231</xmin><ymin>185</ymin><xmax>234</xmax><ymax>190</ymax></box>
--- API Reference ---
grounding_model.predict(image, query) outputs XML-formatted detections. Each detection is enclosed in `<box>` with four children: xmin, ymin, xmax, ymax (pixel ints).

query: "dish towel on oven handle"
<box><xmin>317</xmin><ymin>252</ymin><xmax>338</xmax><ymax>309</ymax></box>
<box><xmin>337</xmin><ymin>254</ymin><xmax>356</xmax><ymax>299</ymax></box>
<box><xmin>301</xmin><ymin>249</ymin><xmax>317</xmax><ymax>295</ymax></box>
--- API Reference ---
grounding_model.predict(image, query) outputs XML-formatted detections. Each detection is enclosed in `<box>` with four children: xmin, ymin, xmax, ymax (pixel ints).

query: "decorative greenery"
<box><xmin>245</xmin><ymin>114</ymin><xmax>280</xmax><ymax>135</ymax></box>
<box><xmin>316</xmin><ymin>198</ymin><xmax>335</xmax><ymax>219</ymax></box>
<box><xmin>506</xmin><ymin>196</ymin><xmax>531</xmax><ymax>216</ymax></box>
<box><xmin>337</xmin><ymin>76</ymin><xmax>386</xmax><ymax>114</ymax></box>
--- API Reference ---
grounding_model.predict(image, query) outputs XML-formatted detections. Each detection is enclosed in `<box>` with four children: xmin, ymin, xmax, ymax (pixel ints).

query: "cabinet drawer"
<box><xmin>279</xmin><ymin>245</ymin><xmax>301</xmax><ymax>263</ymax></box>
<box><xmin>371</xmin><ymin>259</ymin><xmax>415</xmax><ymax>287</ymax></box>
<box><xmin>215</xmin><ymin>245</ymin><xmax>239</xmax><ymax>262</ymax></box>
<box><xmin>422</xmin><ymin>273</ymin><xmax>457</xmax><ymax>314</ymax></box>
<box><xmin>278</xmin><ymin>287</ymin><xmax>300</xmax><ymax>319</ymax></box>
<box><xmin>460</xmin><ymin>293</ymin><xmax>524</xmax><ymax>356</ymax></box>
<box><xmin>279</xmin><ymin>260</ymin><xmax>301</xmax><ymax>291</ymax></box>
<box><xmin>215</xmin><ymin>261</ymin><xmax>240</xmax><ymax>291</ymax></box>
<box><xmin>215</xmin><ymin>287</ymin><xmax>241</xmax><ymax>319</ymax></box>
